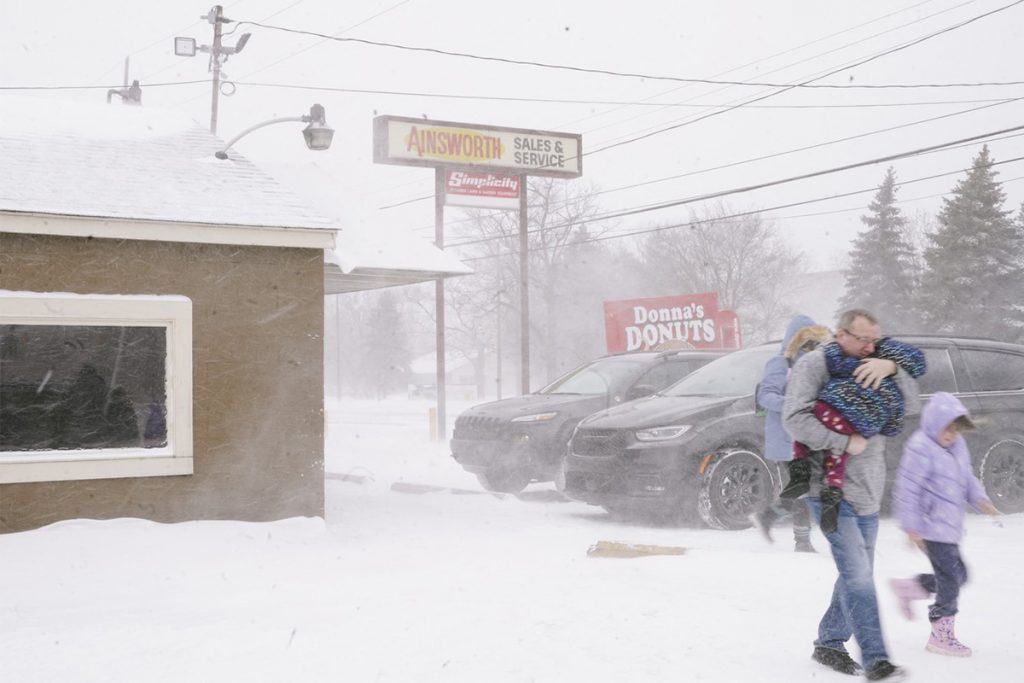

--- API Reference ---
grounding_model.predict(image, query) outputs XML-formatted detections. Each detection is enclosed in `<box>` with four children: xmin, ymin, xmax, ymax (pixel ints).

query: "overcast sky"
<box><xmin>4</xmin><ymin>0</ymin><xmax>1024</xmax><ymax>270</ymax></box>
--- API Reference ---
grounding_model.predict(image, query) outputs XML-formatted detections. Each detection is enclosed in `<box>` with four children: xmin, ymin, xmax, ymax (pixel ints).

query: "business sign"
<box><xmin>603</xmin><ymin>292</ymin><xmax>741</xmax><ymax>352</ymax></box>
<box><xmin>373</xmin><ymin>115</ymin><xmax>582</xmax><ymax>178</ymax></box>
<box><xmin>444</xmin><ymin>171</ymin><xmax>520</xmax><ymax>209</ymax></box>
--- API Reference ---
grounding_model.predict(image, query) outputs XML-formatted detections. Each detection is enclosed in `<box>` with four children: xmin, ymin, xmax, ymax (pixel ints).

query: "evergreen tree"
<box><xmin>918</xmin><ymin>145</ymin><xmax>1024</xmax><ymax>341</ymax></box>
<box><xmin>839</xmin><ymin>167</ymin><xmax>920</xmax><ymax>329</ymax></box>
<box><xmin>360</xmin><ymin>291</ymin><xmax>411</xmax><ymax>398</ymax></box>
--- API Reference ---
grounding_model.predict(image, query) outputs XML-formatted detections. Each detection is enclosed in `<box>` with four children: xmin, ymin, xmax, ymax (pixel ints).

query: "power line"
<box><xmin>6</xmin><ymin>78</ymin><xmax>1020</xmax><ymax>110</ymax></box>
<box><xmin>366</xmin><ymin>0</ymin><xmax>955</xmax><ymax>211</ymax></box>
<box><xmin>442</xmin><ymin>127</ymin><xmax>1024</xmax><ymax>241</ymax></box>
<box><xmin>229</xmin><ymin>80</ymin><xmax>1024</xmax><ymax>109</ymax></box>
<box><xmin>171</xmin><ymin>0</ymin><xmax>413</xmax><ymax>106</ymax></box>
<box><xmin>444</xmin><ymin>125</ymin><xmax>1024</xmax><ymax>250</ymax></box>
<box><xmin>86</xmin><ymin>0</ymin><xmax>259</xmax><ymax>84</ymax></box>
<box><xmin>581</xmin><ymin>97</ymin><xmax>1024</xmax><ymax>209</ymax></box>
<box><xmin>772</xmin><ymin>173</ymin><xmax>1024</xmax><ymax>222</ymax></box>
<box><xmin>585</xmin><ymin>0</ymin><xmax>1024</xmax><ymax>158</ymax></box>
<box><xmin>317</xmin><ymin>0</ymin><xmax>999</xmax><ymax>211</ymax></box>
<box><xmin>135</xmin><ymin>0</ymin><xmax>312</xmax><ymax>84</ymax></box>
<box><xmin>236</xmin><ymin>1</ymin><xmax>1024</xmax><ymax>91</ymax></box>
<box><xmin>398</xmin><ymin>95</ymin><xmax>1024</xmax><ymax>225</ymax></box>
<box><xmin>455</xmin><ymin>153</ymin><xmax>1024</xmax><ymax>263</ymax></box>
<box><xmin>591</xmin><ymin>122</ymin><xmax>1024</xmax><ymax>223</ymax></box>
<box><xmin>372</xmin><ymin>1</ymin><xmax>1023</xmax><ymax>208</ymax></box>
<box><xmin>0</xmin><ymin>80</ymin><xmax>209</xmax><ymax>91</ymax></box>
<box><xmin>232</xmin><ymin>0</ymin><xmax>412</xmax><ymax>81</ymax></box>
<box><xmin>566</xmin><ymin>0</ymin><xmax>980</xmax><ymax>139</ymax></box>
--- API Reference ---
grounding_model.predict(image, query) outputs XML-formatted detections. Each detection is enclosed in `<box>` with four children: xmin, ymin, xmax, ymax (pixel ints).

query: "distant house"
<box><xmin>0</xmin><ymin>97</ymin><xmax>469</xmax><ymax>533</ymax></box>
<box><xmin>408</xmin><ymin>352</ymin><xmax>480</xmax><ymax>401</ymax></box>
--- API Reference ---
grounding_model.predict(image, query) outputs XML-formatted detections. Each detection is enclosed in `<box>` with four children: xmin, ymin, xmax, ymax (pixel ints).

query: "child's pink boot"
<box><xmin>889</xmin><ymin>577</ymin><xmax>929</xmax><ymax>620</ymax></box>
<box><xmin>926</xmin><ymin>616</ymin><xmax>972</xmax><ymax>657</ymax></box>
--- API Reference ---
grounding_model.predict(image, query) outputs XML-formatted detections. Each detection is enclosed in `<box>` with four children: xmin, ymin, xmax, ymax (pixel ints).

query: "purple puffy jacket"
<box><xmin>892</xmin><ymin>392</ymin><xmax>991</xmax><ymax>544</ymax></box>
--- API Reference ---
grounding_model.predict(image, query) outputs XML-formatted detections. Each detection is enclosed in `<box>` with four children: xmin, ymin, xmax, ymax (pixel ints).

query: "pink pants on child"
<box><xmin>791</xmin><ymin>401</ymin><xmax>857</xmax><ymax>489</ymax></box>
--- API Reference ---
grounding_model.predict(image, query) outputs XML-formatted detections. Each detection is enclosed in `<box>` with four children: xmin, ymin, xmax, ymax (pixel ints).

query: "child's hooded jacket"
<box><xmin>892</xmin><ymin>391</ymin><xmax>991</xmax><ymax>543</ymax></box>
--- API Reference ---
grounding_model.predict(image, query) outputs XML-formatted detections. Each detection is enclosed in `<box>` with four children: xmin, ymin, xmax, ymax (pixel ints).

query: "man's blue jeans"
<box><xmin>806</xmin><ymin>497</ymin><xmax>888</xmax><ymax>668</ymax></box>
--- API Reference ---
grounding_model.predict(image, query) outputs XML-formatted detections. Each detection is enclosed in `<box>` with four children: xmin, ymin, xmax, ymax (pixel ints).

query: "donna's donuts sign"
<box><xmin>603</xmin><ymin>292</ymin><xmax>741</xmax><ymax>352</ymax></box>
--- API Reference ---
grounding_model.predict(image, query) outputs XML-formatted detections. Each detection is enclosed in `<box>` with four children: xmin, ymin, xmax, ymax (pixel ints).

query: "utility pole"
<box><xmin>174</xmin><ymin>6</ymin><xmax>251</xmax><ymax>134</ymax></box>
<box><xmin>208</xmin><ymin>5</ymin><xmax>224</xmax><ymax>134</ymax></box>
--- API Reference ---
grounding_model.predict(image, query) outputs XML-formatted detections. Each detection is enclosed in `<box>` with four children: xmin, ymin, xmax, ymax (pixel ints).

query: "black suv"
<box><xmin>450</xmin><ymin>350</ymin><xmax>725</xmax><ymax>493</ymax></box>
<box><xmin>563</xmin><ymin>336</ymin><xmax>1024</xmax><ymax>529</ymax></box>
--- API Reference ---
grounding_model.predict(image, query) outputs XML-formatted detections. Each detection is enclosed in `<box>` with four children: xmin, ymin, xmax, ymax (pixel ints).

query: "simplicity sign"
<box><xmin>373</xmin><ymin>115</ymin><xmax>582</xmax><ymax>178</ymax></box>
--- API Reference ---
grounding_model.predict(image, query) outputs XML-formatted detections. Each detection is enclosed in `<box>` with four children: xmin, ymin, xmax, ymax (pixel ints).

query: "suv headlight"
<box><xmin>510</xmin><ymin>412</ymin><xmax>558</xmax><ymax>423</ymax></box>
<box><xmin>635</xmin><ymin>425</ymin><xmax>692</xmax><ymax>442</ymax></box>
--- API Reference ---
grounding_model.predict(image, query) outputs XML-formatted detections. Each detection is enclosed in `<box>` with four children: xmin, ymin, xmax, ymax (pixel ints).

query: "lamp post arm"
<box><xmin>215</xmin><ymin>115</ymin><xmax>308</xmax><ymax>158</ymax></box>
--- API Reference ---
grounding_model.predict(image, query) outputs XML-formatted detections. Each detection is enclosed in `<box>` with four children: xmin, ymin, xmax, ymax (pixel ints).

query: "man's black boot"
<box><xmin>865</xmin><ymin>659</ymin><xmax>906</xmax><ymax>680</ymax></box>
<box><xmin>811</xmin><ymin>646</ymin><xmax>863</xmax><ymax>675</ymax></box>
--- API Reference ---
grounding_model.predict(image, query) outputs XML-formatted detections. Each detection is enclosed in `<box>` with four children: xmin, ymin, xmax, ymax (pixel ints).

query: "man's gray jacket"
<box><xmin>782</xmin><ymin>346</ymin><xmax>920</xmax><ymax>515</ymax></box>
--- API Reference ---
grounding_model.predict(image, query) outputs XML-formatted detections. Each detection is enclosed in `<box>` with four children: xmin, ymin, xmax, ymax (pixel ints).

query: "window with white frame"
<box><xmin>0</xmin><ymin>291</ymin><xmax>192</xmax><ymax>483</ymax></box>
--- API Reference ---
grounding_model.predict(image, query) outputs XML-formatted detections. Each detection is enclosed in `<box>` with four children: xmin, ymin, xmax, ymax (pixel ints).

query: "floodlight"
<box><xmin>174</xmin><ymin>37</ymin><xmax>197</xmax><ymax>57</ymax></box>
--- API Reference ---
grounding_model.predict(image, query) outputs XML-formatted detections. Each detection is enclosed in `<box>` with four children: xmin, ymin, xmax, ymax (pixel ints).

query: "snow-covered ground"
<box><xmin>1</xmin><ymin>397</ymin><xmax>1021</xmax><ymax>682</ymax></box>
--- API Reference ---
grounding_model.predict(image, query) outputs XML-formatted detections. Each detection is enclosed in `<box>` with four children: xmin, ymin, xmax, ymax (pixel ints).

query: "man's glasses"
<box><xmin>841</xmin><ymin>328</ymin><xmax>883</xmax><ymax>345</ymax></box>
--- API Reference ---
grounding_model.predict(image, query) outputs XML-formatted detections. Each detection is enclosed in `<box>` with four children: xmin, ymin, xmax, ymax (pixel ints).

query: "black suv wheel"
<box><xmin>697</xmin><ymin>448</ymin><xmax>772</xmax><ymax>530</ymax></box>
<box><xmin>475</xmin><ymin>467</ymin><xmax>533</xmax><ymax>494</ymax></box>
<box><xmin>979</xmin><ymin>437</ymin><xmax>1024</xmax><ymax>513</ymax></box>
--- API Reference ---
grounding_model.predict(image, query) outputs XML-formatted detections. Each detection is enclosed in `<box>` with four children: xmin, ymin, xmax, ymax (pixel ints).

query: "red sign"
<box><xmin>603</xmin><ymin>292</ymin><xmax>741</xmax><ymax>352</ymax></box>
<box><xmin>444</xmin><ymin>171</ymin><xmax>520</xmax><ymax>209</ymax></box>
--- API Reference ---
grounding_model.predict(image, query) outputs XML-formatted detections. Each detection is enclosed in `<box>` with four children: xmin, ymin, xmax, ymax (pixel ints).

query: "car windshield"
<box><xmin>661</xmin><ymin>345</ymin><xmax>775</xmax><ymax>397</ymax></box>
<box><xmin>538</xmin><ymin>357</ymin><xmax>651</xmax><ymax>395</ymax></box>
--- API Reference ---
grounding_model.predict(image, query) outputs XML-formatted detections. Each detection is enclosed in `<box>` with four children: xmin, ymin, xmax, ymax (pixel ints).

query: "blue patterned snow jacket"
<box><xmin>818</xmin><ymin>338</ymin><xmax>926</xmax><ymax>438</ymax></box>
<box><xmin>893</xmin><ymin>391</ymin><xmax>991</xmax><ymax>543</ymax></box>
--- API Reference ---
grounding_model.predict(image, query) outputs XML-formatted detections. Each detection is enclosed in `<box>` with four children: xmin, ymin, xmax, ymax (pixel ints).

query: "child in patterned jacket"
<box><xmin>889</xmin><ymin>392</ymin><xmax>998</xmax><ymax>657</ymax></box>
<box><xmin>779</xmin><ymin>337</ymin><xmax>926</xmax><ymax>533</ymax></box>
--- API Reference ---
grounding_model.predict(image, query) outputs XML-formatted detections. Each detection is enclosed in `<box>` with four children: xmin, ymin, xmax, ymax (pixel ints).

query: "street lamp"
<box><xmin>214</xmin><ymin>104</ymin><xmax>335</xmax><ymax>159</ymax></box>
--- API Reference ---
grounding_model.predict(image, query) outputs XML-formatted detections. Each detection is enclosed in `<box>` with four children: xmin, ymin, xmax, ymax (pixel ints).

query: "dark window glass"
<box><xmin>961</xmin><ymin>348</ymin><xmax>1024</xmax><ymax>392</ymax></box>
<box><xmin>0</xmin><ymin>325</ymin><xmax>167</xmax><ymax>452</ymax></box>
<box><xmin>633</xmin><ymin>360</ymin><xmax>705</xmax><ymax>395</ymax></box>
<box><xmin>664</xmin><ymin>346</ymin><xmax>776</xmax><ymax>397</ymax></box>
<box><xmin>538</xmin><ymin>357</ymin><xmax>650</xmax><ymax>395</ymax></box>
<box><xmin>918</xmin><ymin>347</ymin><xmax>957</xmax><ymax>394</ymax></box>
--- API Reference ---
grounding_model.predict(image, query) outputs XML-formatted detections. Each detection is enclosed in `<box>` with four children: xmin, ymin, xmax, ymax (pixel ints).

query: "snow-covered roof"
<box><xmin>325</xmin><ymin>225</ymin><xmax>473</xmax><ymax>294</ymax></box>
<box><xmin>1</xmin><ymin>95</ymin><xmax>472</xmax><ymax>290</ymax></box>
<box><xmin>0</xmin><ymin>96</ymin><xmax>337</xmax><ymax>238</ymax></box>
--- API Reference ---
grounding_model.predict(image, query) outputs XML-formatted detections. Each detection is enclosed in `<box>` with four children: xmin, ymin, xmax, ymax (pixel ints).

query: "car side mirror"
<box><xmin>625</xmin><ymin>384</ymin><xmax>657</xmax><ymax>401</ymax></box>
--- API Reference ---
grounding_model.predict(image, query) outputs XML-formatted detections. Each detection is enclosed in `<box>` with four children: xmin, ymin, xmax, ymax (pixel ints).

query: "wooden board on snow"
<box><xmin>586</xmin><ymin>541</ymin><xmax>687</xmax><ymax>558</ymax></box>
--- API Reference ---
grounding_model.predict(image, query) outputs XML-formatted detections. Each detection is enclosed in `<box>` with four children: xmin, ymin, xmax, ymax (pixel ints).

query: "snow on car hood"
<box><xmin>458</xmin><ymin>392</ymin><xmax>607</xmax><ymax>420</ymax></box>
<box><xmin>579</xmin><ymin>394</ymin><xmax>739</xmax><ymax>430</ymax></box>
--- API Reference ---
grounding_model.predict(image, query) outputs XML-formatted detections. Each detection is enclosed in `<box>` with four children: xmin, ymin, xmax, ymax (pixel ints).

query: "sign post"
<box><xmin>518</xmin><ymin>173</ymin><xmax>529</xmax><ymax>394</ymax></box>
<box><xmin>434</xmin><ymin>168</ymin><xmax>447</xmax><ymax>437</ymax></box>
<box><xmin>373</xmin><ymin>116</ymin><xmax>582</xmax><ymax>438</ymax></box>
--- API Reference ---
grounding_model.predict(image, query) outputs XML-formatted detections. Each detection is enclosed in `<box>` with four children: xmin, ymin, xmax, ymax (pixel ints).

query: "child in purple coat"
<box><xmin>890</xmin><ymin>392</ymin><xmax>999</xmax><ymax>657</ymax></box>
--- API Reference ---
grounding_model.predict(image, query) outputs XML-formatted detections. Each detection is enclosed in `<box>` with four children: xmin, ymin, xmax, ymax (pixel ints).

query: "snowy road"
<box><xmin>0</xmin><ymin>397</ymin><xmax>1020</xmax><ymax>682</ymax></box>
